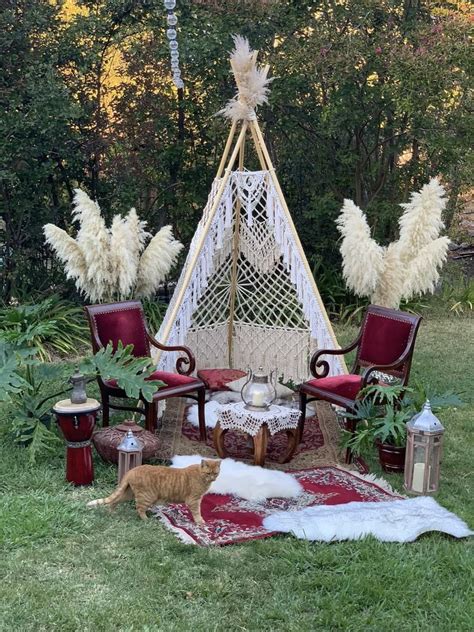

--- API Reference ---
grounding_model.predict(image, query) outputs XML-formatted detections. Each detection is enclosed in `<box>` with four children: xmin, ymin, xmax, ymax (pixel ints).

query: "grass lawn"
<box><xmin>0</xmin><ymin>316</ymin><xmax>473</xmax><ymax>631</ymax></box>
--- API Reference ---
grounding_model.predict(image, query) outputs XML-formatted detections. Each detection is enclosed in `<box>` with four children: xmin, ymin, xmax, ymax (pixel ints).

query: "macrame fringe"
<box><xmin>157</xmin><ymin>171</ymin><xmax>344</xmax><ymax>380</ymax></box>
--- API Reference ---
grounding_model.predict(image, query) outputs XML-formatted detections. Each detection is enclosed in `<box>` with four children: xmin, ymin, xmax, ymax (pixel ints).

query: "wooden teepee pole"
<box><xmin>217</xmin><ymin>120</ymin><xmax>237</xmax><ymax>179</ymax></box>
<box><xmin>156</xmin><ymin>122</ymin><xmax>249</xmax><ymax>357</ymax></box>
<box><xmin>227</xmin><ymin>129</ymin><xmax>246</xmax><ymax>367</ymax></box>
<box><xmin>250</xmin><ymin>119</ymin><xmax>346</xmax><ymax>369</ymax></box>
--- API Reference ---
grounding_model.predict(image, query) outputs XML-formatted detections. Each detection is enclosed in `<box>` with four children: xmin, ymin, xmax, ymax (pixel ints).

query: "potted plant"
<box><xmin>341</xmin><ymin>383</ymin><xmax>462</xmax><ymax>473</ymax></box>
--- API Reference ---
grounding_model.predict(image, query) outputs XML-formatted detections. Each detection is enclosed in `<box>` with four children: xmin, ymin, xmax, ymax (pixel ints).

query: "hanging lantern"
<box><xmin>117</xmin><ymin>430</ymin><xmax>143</xmax><ymax>483</ymax></box>
<box><xmin>404</xmin><ymin>400</ymin><xmax>445</xmax><ymax>495</ymax></box>
<box><xmin>240</xmin><ymin>367</ymin><xmax>277</xmax><ymax>411</ymax></box>
<box><xmin>164</xmin><ymin>0</ymin><xmax>176</xmax><ymax>9</ymax></box>
<box><xmin>167</xmin><ymin>13</ymin><xmax>177</xmax><ymax>26</ymax></box>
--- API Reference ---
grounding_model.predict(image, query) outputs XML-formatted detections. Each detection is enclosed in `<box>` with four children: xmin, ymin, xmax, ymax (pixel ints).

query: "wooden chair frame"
<box><xmin>85</xmin><ymin>301</ymin><xmax>206</xmax><ymax>438</ymax></box>
<box><xmin>299</xmin><ymin>305</ymin><xmax>422</xmax><ymax>463</ymax></box>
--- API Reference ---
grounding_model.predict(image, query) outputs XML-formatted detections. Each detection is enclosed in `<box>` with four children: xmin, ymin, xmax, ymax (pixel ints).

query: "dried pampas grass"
<box><xmin>135</xmin><ymin>226</ymin><xmax>183</xmax><ymax>298</ymax></box>
<box><xmin>336</xmin><ymin>178</ymin><xmax>449</xmax><ymax>309</ymax></box>
<box><xmin>44</xmin><ymin>190</ymin><xmax>182</xmax><ymax>303</ymax></box>
<box><xmin>219</xmin><ymin>35</ymin><xmax>272</xmax><ymax>122</ymax></box>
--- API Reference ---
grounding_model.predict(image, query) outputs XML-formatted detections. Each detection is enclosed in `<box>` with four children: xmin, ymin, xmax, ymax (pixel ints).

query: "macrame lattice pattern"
<box><xmin>157</xmin><ymin>171</ymin><xmax>344</xmax><ymax>381</ymax></box>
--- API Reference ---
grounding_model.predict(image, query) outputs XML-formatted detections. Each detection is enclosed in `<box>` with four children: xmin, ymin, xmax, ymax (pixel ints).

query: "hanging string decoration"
<box><xmin>163</xmin><ymin>0</ymin><xmax>184</xmax><ymax>89</ymax></box>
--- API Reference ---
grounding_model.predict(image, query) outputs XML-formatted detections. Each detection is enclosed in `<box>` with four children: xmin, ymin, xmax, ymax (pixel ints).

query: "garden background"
<box><xmin>0</xmin><ymin>2</ymin><xmax>473</xmax><ymax>630</ymax></box>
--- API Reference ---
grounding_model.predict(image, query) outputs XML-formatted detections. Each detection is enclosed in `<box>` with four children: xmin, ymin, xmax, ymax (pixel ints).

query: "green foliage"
<box><xmin>1</xmin><ymin>334</ymin><xmax>163</xmax><ymax>461</ymax></box>
<box><xmin>446</xmin><ymin>277</ymin><xmax>474</xmax><ymax>315</ymax></box>
<box><xmin>342</xmin><ymin>379</ymin><xmax>463</xmax><ymax>456</ymax></box>
<box><xmin>403</xmin><ymin>380</ymin><xmax>464</xmax><ymax>413</ymax></box>
<box><xmin>0</xmin><ymin>296</ymin><xmax>88</xmax><ymax>361</ymax></box>
<box><xmin>81</xmin><ymin>342</ymin><xmax>164</xmax><ymax>403</ymax></box>
<box><xmin>142</xmin><ymin>298</ymin><xmax>168</xmax><ymax>334</ymax></box>
<box><xmin>1</xmin><ymin>1</ymin><xmax>471</xmax><ymax>304</ymax></box>
<box><xmin>0</xmin><ymin>342</ymin><xmax>33</xmax><ymax>403</ymax></box>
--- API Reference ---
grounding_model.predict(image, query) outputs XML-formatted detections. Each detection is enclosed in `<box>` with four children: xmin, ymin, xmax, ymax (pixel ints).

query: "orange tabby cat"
<box><xmin>87</xmin><ymin>460</ymin><xmax>220</xmax><ymax>523</ymax></box>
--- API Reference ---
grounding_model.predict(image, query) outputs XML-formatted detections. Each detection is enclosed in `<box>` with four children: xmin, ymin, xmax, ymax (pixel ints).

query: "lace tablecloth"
<box><xmin>219</xmin><ymin>402</ymin><xmax>301</xmax><ymax>437</ymax></box>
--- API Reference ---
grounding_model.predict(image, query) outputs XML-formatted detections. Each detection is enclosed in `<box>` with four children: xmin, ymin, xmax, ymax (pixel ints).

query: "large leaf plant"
<box><xmin>0</xmin><ymin>333</ymin><xmax>162</xmax><ymax>462</ymax></box>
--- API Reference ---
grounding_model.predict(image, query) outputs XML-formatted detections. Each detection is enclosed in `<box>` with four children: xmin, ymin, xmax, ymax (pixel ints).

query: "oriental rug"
<box><xmin>150</xmin><ymin>466</ymin><xmax>401</xmax><ymax>546</ymax></box>
<box><xmin>153</xmin><ymin>398</ymin><xmax>367</xmax><ymax>473</ymax></box>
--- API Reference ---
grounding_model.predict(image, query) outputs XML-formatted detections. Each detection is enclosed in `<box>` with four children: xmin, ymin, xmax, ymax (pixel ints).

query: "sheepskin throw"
<box><xmin>171</xmin><ymin>455</ymin><xmax>303</xmax><ymax>501</ymax></box>
<box><xmin>263</xmin><ymin>496</ymin><xmax>473</xmax><ymax>543</ymax></box>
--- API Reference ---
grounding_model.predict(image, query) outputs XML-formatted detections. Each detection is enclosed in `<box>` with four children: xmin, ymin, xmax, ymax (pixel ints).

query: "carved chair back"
<box><xmin>352</xmin><ymin>305</ymin><xmax>421</xmax><ymax>384</ymax></box>
<box><xmin>84</xmin><ymin>301</ymin><xmax>151</xmax><ymax>358</ymax></box>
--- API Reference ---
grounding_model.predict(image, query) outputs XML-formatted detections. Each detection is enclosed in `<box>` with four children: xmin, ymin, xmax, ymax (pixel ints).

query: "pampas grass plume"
<box><xmin>135</xmin><ymin>226</ymin><xmax>183</xmax><ymax>298</ymax></box>
<box><xmin>336</xmin><ymin>178</ymin><xmax>449</xmax><ymax>308</ymax></box>
<box><xmin>44</xmin><ymin>191</ymin><xmax>182</xmax><ymax>303</ymax></box>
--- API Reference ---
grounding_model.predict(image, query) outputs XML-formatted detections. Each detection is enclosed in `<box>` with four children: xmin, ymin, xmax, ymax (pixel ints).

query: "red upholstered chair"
<box><xmin>299</xmin><ymin>305</ymin><xmax>422</xmax><ymax>463</ymax></box>
<box><xmin>84</xmin><ymin>301</ymin><xmax>206</xmax><ymax>439</ymax></box>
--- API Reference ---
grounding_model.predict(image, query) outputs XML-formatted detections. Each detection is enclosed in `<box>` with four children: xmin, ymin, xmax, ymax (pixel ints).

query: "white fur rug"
<box><xmin>263</xmin><ymin>496</ymin><xmax>474</xmax><ymax>543</ymax></box>
<box><xmin>171</xmin><ymin>454</ymin><xmax>303</xmax><ymax>501</ymax></box>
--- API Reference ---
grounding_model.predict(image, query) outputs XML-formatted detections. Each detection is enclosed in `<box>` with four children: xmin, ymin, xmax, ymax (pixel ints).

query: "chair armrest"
<box><xmin>361</xmin><ymin>345</ymin><xmax>413</xmax><ymax>388</ymax></box>
<box><xmin>147</xmin><ymin>333</ymin><xmax>196</xmax><ymax>376</ymax></box>
<box><xmin>309</xmin><ymin>334</ymin><xmax>362</xmax><ymax>378</ymax></box>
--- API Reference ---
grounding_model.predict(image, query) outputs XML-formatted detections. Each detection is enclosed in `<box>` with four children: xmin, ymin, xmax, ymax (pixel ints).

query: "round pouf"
<box><xmin>54</xmin><ymin>398</ymin><xmax>101</xmax><ymax>486</ymax></box>
<box><xmin>92</xmin><ymin>419</ymin><xmax>160</xmax><ymax>464</ymax></box>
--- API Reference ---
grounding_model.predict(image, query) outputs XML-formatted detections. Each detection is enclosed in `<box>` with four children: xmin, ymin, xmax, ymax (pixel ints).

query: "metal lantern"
<box><xmin>241</xmin><ymin>367</ymin><xmax>277</xmax><ymax>411</ymax></box>
<box><xmin>117</xmin><ymin>430</ymin><xmax>143</xmax><ymax>483</ymax></box>
<box><xmin>69</xmin><ymin>367</ymin><xmax>87</xmax><ymax>404</ymax></box>
<box><xmin>404</xmin><ymin>400</ymin><xmax>445</xmax><ymax>494</ymax></box>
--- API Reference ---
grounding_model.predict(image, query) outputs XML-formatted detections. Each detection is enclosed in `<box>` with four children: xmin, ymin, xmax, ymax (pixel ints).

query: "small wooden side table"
<box><xmin>213</xmin><ymin>402</ymin><xmax>301</xmax><ymax>467</ymax></box>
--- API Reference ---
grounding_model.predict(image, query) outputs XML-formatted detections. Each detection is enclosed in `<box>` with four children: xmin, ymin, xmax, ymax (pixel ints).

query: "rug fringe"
<box><xmin>336</xmin><ymin>467</ymin><xmax>407</xmax><ymax>497</ymax></box>
<box><xmin>155</xmin><ymin>514</ymin><xmax>197</xmax><ymax>545</ymax></box>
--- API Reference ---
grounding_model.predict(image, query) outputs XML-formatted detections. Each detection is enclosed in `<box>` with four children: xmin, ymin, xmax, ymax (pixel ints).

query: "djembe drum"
<box><xmin>53</xmin><ymin>398</ymin><xmax>101</xmax><ymax>486</ymax></box>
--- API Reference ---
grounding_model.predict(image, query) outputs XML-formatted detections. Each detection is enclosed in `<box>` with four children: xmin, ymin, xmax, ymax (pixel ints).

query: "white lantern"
<box><xmin>404</xmin><ymin>401</ymin><xmax>445</xmax><ymax>495</ymax></box>
<box><xmin>166</xmin><ymin>28</ymin><xmax>177</xmax><ymax>40</ymax></box>
<box><xmin>163</xmin><ymin>0</ymin><xmax>176</xmax><ymax>9</ymax></box>
<box><xmin>169</xmin><ymin>40</ymin><xmax>178</xmax><ymax>51</ymax></box>
<box><xmin>167</xmin><ymin>13</ymin><xmax>177</xmax><ymax>26</ymax></box>
<box><xmin>117</xmin><ymin>430</ymin><xmax>143</xmax><ymax>483</ymax></box>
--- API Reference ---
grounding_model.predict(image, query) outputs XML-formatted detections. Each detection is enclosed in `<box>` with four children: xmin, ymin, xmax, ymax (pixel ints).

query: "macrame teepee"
<box><xmin>156</xmin><ymin>37</ymin><xmax>345</xmax><ymax>382</ymax></box>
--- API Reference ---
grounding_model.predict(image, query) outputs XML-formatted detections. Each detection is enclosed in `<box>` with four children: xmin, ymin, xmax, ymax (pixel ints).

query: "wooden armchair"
<box><xmin>84</xmin><ymin>301</ymin><xmax>206</xmax><ymax>438</ymax></box>
<box><xmin>299</xmin><ymin>305</ymin><xmax>422</xmax><ymax>463</ymax></box>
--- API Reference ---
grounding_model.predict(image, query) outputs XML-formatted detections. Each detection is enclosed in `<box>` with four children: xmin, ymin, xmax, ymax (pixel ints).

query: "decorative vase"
<box><xmin>92</xmin><ymin>419</ymin><xmax>159</xmax><ymax>464</ymax></box>
<box><xmin>376</xmin><ymin>440</ymin><xmax>406</xmax><ymax>473</ymax></box>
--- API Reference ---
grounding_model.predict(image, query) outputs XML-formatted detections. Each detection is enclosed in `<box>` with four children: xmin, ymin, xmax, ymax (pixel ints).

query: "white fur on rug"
<box><xmin>263</xmin><ymin>496</ymin><xmax>474</xmax><ymax>543</ymax></box>
<box><xmin>171</xmin><ymin>455</ymin><xmax>303</xmax><ymax>501</ymax></box>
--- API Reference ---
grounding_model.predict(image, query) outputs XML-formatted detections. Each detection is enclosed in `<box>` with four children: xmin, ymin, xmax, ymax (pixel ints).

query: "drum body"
<box><xmin>54</xmin><ymin>399</ymin><xmax>100</xmax><ymax>486</ymax></box>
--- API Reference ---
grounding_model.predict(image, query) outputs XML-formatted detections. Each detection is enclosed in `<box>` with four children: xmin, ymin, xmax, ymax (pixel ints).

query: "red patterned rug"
<box><xmin>151</xmin><ymin>466</ymin><xmax>402</xmax><ymax>546</ymax></box>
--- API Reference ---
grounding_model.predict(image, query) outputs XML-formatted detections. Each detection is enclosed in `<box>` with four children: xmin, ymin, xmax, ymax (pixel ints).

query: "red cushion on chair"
<box><xmin>306</xmin><ymin>374</ymin><xmax>363</xmax><ymax>400</ymax></box>
<box><xmin>105</xmin><ymin>370</ymin><xmax>198</xmax><ymax>390</ymax></box>
<box><xmin>197</xmin><ymin>368</ymin><xmax>247</xmax><ymax>391</ymax></box>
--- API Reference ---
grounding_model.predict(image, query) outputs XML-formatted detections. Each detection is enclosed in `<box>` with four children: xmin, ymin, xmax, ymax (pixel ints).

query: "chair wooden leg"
<box><xmin>101</xmin><ymin>392</ymin><xmax>110</xmax><ymax>427</ymax></box>
<box><xmin>345</xmin><ymin>417</ymin><xmax>357</xmax><ymax>464</ymax></box>
<box><xmin>197</xmin><ymin>387</ymin><xmax>206</xmax><ymax>441</ymax></box>
<box><xmin>298</xmin><ymin>391</ymin><xmax>307</xmax><ymax>442</ymax></box>
<box><xmin>144</xmin><ymin>400</ymin><xmax>158</xmax><ymax>433</ymax></box>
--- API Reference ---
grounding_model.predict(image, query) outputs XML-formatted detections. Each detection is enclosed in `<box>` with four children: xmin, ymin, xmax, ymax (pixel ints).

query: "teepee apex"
<box><xmin>219</xmin><ymin>35</ymin><xmax>272</xmax><ymax>122</ymax></box>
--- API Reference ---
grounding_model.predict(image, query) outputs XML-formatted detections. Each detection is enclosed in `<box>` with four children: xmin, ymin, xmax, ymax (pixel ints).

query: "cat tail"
<box><xmin>86</xmin><ymin>476</ymin><xmax>130</xmax><ymax>508</ymax></box>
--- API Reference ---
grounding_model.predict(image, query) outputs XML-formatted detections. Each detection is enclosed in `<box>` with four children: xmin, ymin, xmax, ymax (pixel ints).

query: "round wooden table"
<box><xmin>213</xmin><ymin>402</ymin><xmax>301</xmax><ymax>467</ymax></box>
